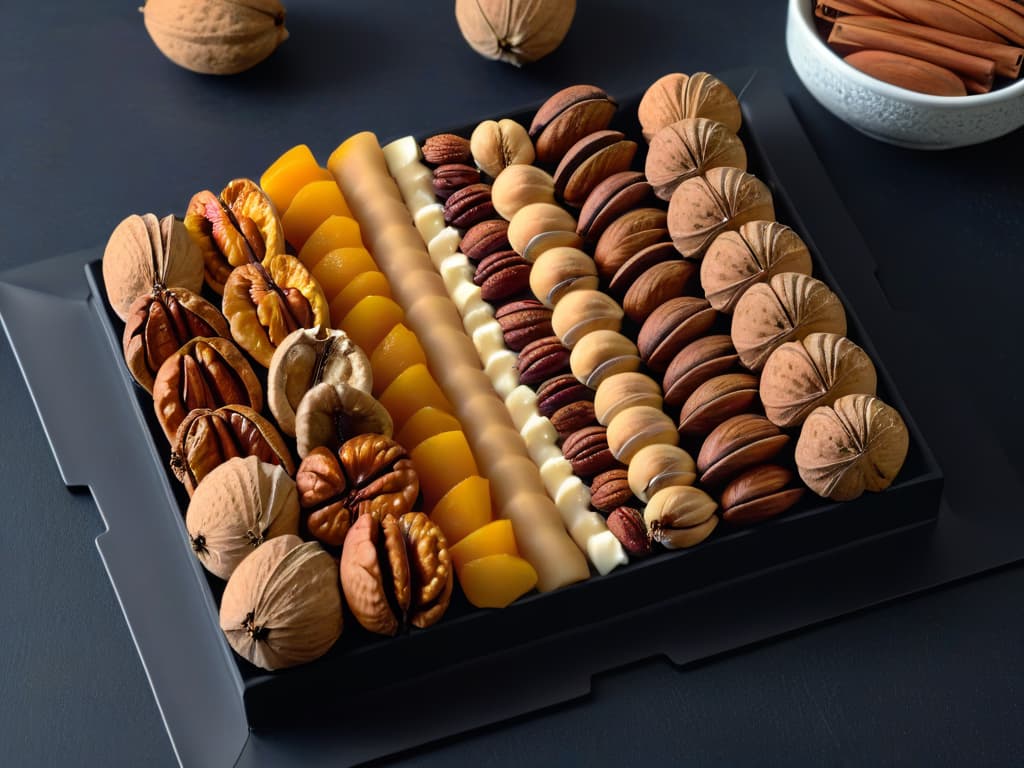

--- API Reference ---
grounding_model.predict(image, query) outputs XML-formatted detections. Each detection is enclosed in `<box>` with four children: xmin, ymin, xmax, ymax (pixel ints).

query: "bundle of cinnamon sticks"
<box><xmin>815</xmin><ymin>0</ymin><xmax>1024</xmax><ymax>96</ymax></box>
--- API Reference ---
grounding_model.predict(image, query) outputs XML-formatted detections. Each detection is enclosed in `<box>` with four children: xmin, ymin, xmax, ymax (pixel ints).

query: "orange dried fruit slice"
<box><xmin>430</xmin><ymin>475</ymin><xmax>492</xmax><ymax>545</ymax></box>
<box><xmin>410</xmin><ymin>429</ymin><xmax>478</xmax><ymax>511</ymax></box>
<box><xmin>395</xmin><ymin>406</ymin><xmax>461</xmax><ymax>451</ymax></box>
<box><xmin>449</xmin><ymin>517</ymin><xmax>516</xmax><ymax>568</ymax></box>
<box><xmin>337</xmin><ymin>295</ymin><xmax>404</xmax><ymax>356</ymax></box>
<box><xmin>298</xmin><ymin>216</ymin><xmax>364</xmax><ymax>269</ymax></box>
<box><xmin>328</xmin><ymin>271</ymin><xmax>392</xmax><ymax>326</ymax></box>
<box><xmin>281</xmin><ymin>180</ymin><xmax>352</xmax><ymax>251</ymax></box>
<box><xmin>311</xmin><ymin>247</ymin><xmax>377</xmax><ymax>300</ymax></box>
<box><xmin>370</xmin><ymin>323</ymin><xmax>428</xmax><ymax>394</ymax></box>
<box><xmin>458</xmin><ymin>554</ymin><xmax>538</xmax><ymax>609</ymax></box>
<box><xmin>378</xmin><ymin>364</ymin><xmax>454</xmax><ymax>432</ymax></box>
<box><xmin>260</xmin><ymin>145</ymin><xmax>334</xmax><ymax>215</ymax></box>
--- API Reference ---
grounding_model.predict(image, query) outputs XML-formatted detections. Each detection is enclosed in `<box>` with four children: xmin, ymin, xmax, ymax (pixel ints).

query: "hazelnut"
<box><xmin>550</xmin><ymin>288</ymin><xmax>624</xmax><ymax>349</ymax></box>
<box><xmin>491</xmin><ymin>164</ymin><xmax>556</xmax><ymax>220</ymax></box>
<box><xmin>529</xmin><ymin>246</ymin><xmax>599</xmax><ymax>307</ymax></box>
<box><xmin>508</xmin><ymin>202</ymin><xmax>577</xmax><ymax>256</ymax></box>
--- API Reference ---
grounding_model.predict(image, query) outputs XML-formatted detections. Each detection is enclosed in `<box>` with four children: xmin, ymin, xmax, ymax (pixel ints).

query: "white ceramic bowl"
<box><xmin>786</xmin><ymin>0</ymin><xmax>1024</xmax><ymax>149</ymax></box>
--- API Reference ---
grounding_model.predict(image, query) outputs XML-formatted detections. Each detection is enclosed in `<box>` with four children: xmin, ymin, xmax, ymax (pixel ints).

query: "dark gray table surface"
<box><xmin>2</xmin><ymin>2</ymin><xmax>1023</xmax><ymax>766</ymax></box>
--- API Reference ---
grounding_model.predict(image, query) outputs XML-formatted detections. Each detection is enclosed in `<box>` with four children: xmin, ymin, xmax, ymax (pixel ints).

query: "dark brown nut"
<box><xmin>643</xmin><ymin>485</ymin><xmax>719</xmax><ymax>549</ymax></box>
<box><xmin>221</xmin><ymin>254</ymin><xmax>330</xmax><ymax>368</ymax></box>
<box><xmin>517</xmin><ymin>335</ymin><xmax>571</xmax><ymax>386</ymax></box>
<box><xmin>667</xmin><ymin>167</ymin><xmax>775</xmax><ymax>259</ymax></box>
<box><xmin>720</xmin><ymin>464</ymin><xmax>804</xmax><ymax>525</ymax></box>
<box><xmin>638</xmin><ymin>72</ymin><xmax>742</xmax><ymax>142</ymax></box>
<box><xmin>507</xmin><ymin>202</ymin><xmax>578</xmax><ymax>256</ymax></box>
<box><xmin>590</xmin><ymin>468</ymin><xmax>635</xmax><ymax>512</ymax></box>
<box><xmin>607</xmin><ymin>240</ymin><xmax>678</xmax><ymax>298</ymax></box>
<box><xmin>622</xmin><ymin>260</ymin><xmax>698</xmax><ymax>323</ymax></box>
<box><xmin>399</xmin><ymin>512</ymin><xmax>454</xmax><ymax>629</ymax></box>
<box><xmin>184</xmin><ymin>178</ymin><xmax>285</xmax><ymax>294</ymax></box>
<box><xmin>444</xmin><ymin>182</ymin><xmax>496</xmax><ymax>228</ymax></box>
<box><xmin>795</xmin><ymin>394</ymin><xmax>909</xmax><ymax>501</ymax></box>
<box><xmin>474</xmin><ymin>249</ymin><xmax>532</xmax><ymax>303</ymax></box>
<box><xmin>696</xmin><ymin>413</ymin><xmax>789</xmax><ymax>487</ymax></box>
<box><xmin>550</xmin><ymin>289</ymin><xmax>623</xmax><ymax>349</ymax></box>
<box><xmin>432</xmin><ymin>163</ymin><xmax>481</xmax><ymax>200</ymax></box>
<box><xmin>576</xmin><ymin>171</ymin><xmax>651</xmax><ymax>242</ymax></box>
<box><xmin>294</xmin><ymin>382</ymin><xmax>393</xmax><ymax>460</ymax></box>
<box><xmin>561</xmin><ymin>425</ymin><xmax>617</xmax><ymax>477</ymax></box>
<box><xmin>494</xmin><ymin>299</ymin><xmax>554</xmax><ymax>351</ymax></box>
<box><xmin>535</xmin><ymin>373</ymin><xmax>594</xmax><ymax>418</ymax></box>
<box><xmin>569</xmin><ymin>330</ymin><xmax>641</xmax><ymax>389</ymax></box>
<box><xmin>627</xmin><ymin>444</ymin><xmax>697</xmax><ymax>503</ymax></box>
<box><xmin>529</xmin><ymin>84</ymin><xmax>618</xmax><ymax>165</ymax></box>
<box><xmin>491</xmin><ymin>164</ymin><xmax>556</xmax><ymax>220</ymax></box>
<box><xmin>171</xmin><ymin>405</ymin><xmax>295</xmax><ymax>496</ymax></box>
<box><xmin>550</xmin><ymin>400</ymin><xmax>597</xmax><ymax>439</ymax></box>
<box><xmin>593</xmin><ymin>371</ymin><xmax>663</xmax><ymax>426</ymax></box>
<box><xmin>422</xmin><ymin>133</ymin><xmax>472</xmax><ymax>165</ymax></box>
<box><xmin>153</xmin><ymin>336</ymin><xmax>262</xmax><ymax>444</ymax></box>
<box><xmin>662</xmin><ymin>334</ymin><xmax>739</xmax><ymax>407</ymax></box>
<box><xmin>103</xmin><ymin>212</ymin><xmax>204</xmax><ymax>321</ymax></box>
<box><xmin>461</xmin><ymin>218</ymin><xmax>511</xmax><ymax>261</ymax></box>
<box><xmin>296</xmin><ymin>434</ymin><xmax>418</xmax><ymax>548</ymax></box>
<box><xmin>678</xmin><ymin>373</ymin><xmax>760</xmax><ymax>438</ymax></box>
<box><xmin>606</xmin><ymin>405</ymin><xmax>678</xmax><ymax>464</ymax></box>
<box><xmin>731</xmin><ymin>272</ymin><xmax>847</xmax><ymax>372</ymax></box>
<box><xmin>637</xmin><ymin>296</ymin><xmax>717</xmax><ymax>374</ymax></box>
<box><xmin>340</xmin><ymin>514</ymin><xmax>410</xmax><ymax>637</ymax></box>
<box><xmin>701</xmin><ymin>221</ymin><xmax>813</xmax><ymax>314</ymax></box>
<box><xmin>606</xmin><ymin>506</ymin><xmax>652</xmax><ymax>556</ymax></box>
<box><xmin>122</xmin><ymin>286</ymin><xmax>229</xmax><ymax>394</ymax></box>
<box><xmin>471</xmin><ymin>119</ymin><xmax>535</xmax><ymax>179</ymax></box>
<box><xmin>553</xmin><ymin>130</ymin><xmax>638</xmax><ymax>208</ymax></box>
<box><xmin>645</xmin><ymin>118</ymin><xmax>747</xmax><ymax>201</ymax></box>
<box><xmin>529</xmin><ymin>246</ymin><xmax>599</xmax><ymax>307</ymax></box>
<box><xmin>760</xmin><ymin>333</ymin><xmax>877</xmax><ymax>429</ymax></box>
<box><xmin>594</xmin><ymin>207</ymin><xmax>669</xmax><ymax>283</ymax></box>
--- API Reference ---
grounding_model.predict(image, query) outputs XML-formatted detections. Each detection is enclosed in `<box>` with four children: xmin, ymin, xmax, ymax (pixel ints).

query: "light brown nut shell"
<box><xmin>340</xmin><ymin>515</ymin><xmax>410</xmax><ymax>637</ymax></box>
<box><xmin>645</xmin><ymin>118</ymin><xmax>748</xmax><ymax>201</ymax></box>
<box><xmin>455</xmin><ymin>0</ymin><xmax>576</xmax><ymax>67</ymax></box>
<box><xmin>186</xmin><ymin>456</ymin><xmax>299</xmax><ymax>580</ymax></box>
<box><xmin>731</xmin><ymin>272</ymin><xmax>847</xmax><ymax>372</ymax></box>
<box><xmin>696</xmin><ymin>413</ymin><xmax>790</xmax><ymax>487</ymax></box>
<box><xmin>508</xmin><ymin>202</ymin><xmax>578</xmax><ymax>256</ymax></box>
<box><xmin>638</xmin><ymin>72</ymin><xmax>742</xmax><ymax>142</ymax></box>
<box><xmin>569</xmin><ymin>330</ymin><xmax>641</xmax><ymax>389</ymax></box>
<box><xmin>627</xmin><ymin>444</ymin><xmax>697</xmax><ymax>503</ymax></box>
<box><xmin>528</xmin><ymin>246</ymin><xmax>599</xmax><ymax>307</ymax></box>
<box><xmin>678</xmin><ymin>372</ymin><xmax>761</xmax><ymax>437</ymax></box>
<box><xmin>551</xmin><ymin>289</ymin><xmax>624</xmax><ymax>349</ymax></box>
<box><xmin>594</xmin><ymin>371</ymin><xmax>663</xmax><ymax>426</ymax></box>
<box><xmin>399</xmin><ymin>512</ymin><xmax>454</xmax><ymax>629</ymax></box>
<box><xmin>267</xmin><ymin>326</ymin><xmax>373</xmax><ymax>437</ymax></box>
<box><xmin>103</xmin><ymin>213</ymin><xmax>204</xmax><ymax>321</ymax></box>
<box><xmin>643</xmin><ymin>485</ymin><xmax>719</xmax><ymax>549</ymax></box>
<box><xmin>719</xmin><ymin>463</ymin><xmax>805</xmax><ymax>525</ymax></box>
<box><xmin>294</xmin><ymin>382</ymin><xmax>393</xmax><ymax>460</ymax></box>
<box><xmin>606</xmin><ymin>405</ymin><xmax>678</xmax><ymax>464</ymax></box>
<box><xmin>593</xmin><ymin>207</ymin><xmax>668</xmax><ymax>282</ymax></box>
<box><xmin>491</xmin><ymin>164</ymin><xmax>555</xmax><ymax>220</ymax></box>
<box><xmin>470</xmin><ymin>119</ymin><xmax>536</xmax><ymax>179</ymax></box>
<box><xmin>220</xmin><ymin>535</ymin><xmax>342</xmax><ymax>671</ymax></box>
<box><xmin>760</xmin><ymin>333</ymin><xmax>877</xmax><ymax>428</ymax></box>
<box><xmin>795</xmin><ymin>394</ymin><xmax>909</xmax><ymax>501</ymax></box>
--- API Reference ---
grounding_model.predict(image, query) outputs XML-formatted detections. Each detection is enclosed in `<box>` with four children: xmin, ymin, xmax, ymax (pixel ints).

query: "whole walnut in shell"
<box><xmin>455</xmin><ymin>0</ymin><xmax>576</xmax><ymax>67</ymax></box>
<box><xmin>220</xmin><ymin>535</ymin><xmax>342</xmax><ymax>671</ymax></box>
<box><xmin>142</xmin><ymin>0</ymin><xmax>289</xmax><ymax>76</ymax></box>
<box><xmin>186</xmin><ymin>456</ymin><xmax>299</xmax><ymax>580</ymax></box>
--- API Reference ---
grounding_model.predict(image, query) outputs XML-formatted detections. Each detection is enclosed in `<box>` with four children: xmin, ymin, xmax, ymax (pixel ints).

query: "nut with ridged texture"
<box><xmin>517</xmin><ymin>335</ymin><xmax>571</xmax><ymax>386</ymax></box>
<box><xmin>508</xmin><ymin>202</ymin><xmax>578</xmax><ymax>256</ymax></box>
<box><xmin>421</xmin><ymin>134</ymin><xmax>473</xmax><ymax>166</ymax></box>
<box><xmin>795</xmin><ymin>394</ymin><xmax>909</xmax><ymax>501</ymax></box>
<box><xmin>551</xmin><ymin>289</ymin><xmax>624</xmax><ymax>349</ymax></box>
<box><xmin>494</xmin><ymin>299</ymin><xmax>554</xmax><ymax>351</ymax></box>
<box><xmin>561</xmin><ymin>425</ymin><xmax>618</xmax><ymax>477</ymax></box>
<box><xmin>535</xmin><ymin>373</ymin><xmax>593</xmax><ymax>418</ymax></box>
<box><xmin>677</xmin><ymin>372</ymin><xmax>760</xmax><ymax>437</ymax></box>
<box><xmin>529</xmin><ymin>246</ymin><xmax>599</xmax><ymax>307</ymax></box>
<box><xmin>645</xmin><ymin>118</ymin><xmax>747</xmax><ymax>201</ymax></box>
<box><xmin>606</xmin><ymin>506</ymin><xmax>652</xmax><ymax>556</ymax></box>
<box><xmin>701</xmin><ymin>221</ymin><xmax>813</xmax><ymax>314</ymax></box>
<box><xmin>474</xmin><ymin>249</ymin><xmax>532</xmax><ymax>302</ymax></box>
<box><xmin>340</xmin><ymin>514</ymin><xmax>410</xmax><ymax>637</ymax></box>
<box><xmin>594</xmin><ymin>371</ymin><xmax>662</xmax><ymax>426</ymax></box>
<box><xmin>491</xmin><ymin>164</ymin><xmax>556</xmax><ymax>220</ymax></box>
<box><xmin>627</xmin><ymin>444</ymin><xmax>696</xmax><ymax>503</ymax></box>
<box><xmin>696</xmin><ymin>413</ymin><xmax>789</xmax><ymax>487</ymax></box>
<box><xmin>461</xmin><ymin>219</ymin><xmax>510</xmax><ymax>261</ymax></box>
<box><xmin>550</xmin><ymin>400</ymin><xmax>597</xmax><ymax>439</ymax></box>
<box><xmin>577</xmin><ymin>171</ymin><xmax>651</xmax><ymax>241</ymax></box>
<box><xmin>606</xmin><ymin>405</ymin><xmax>678</xmax><ymax>464</ymax></box>
<box><xmin>398</xmin><ymin>512</ymin><xmax>454</xmax><ymax>629</ymax></box>
<box><xmin>589</xmin><ymin>468</ymin><xmax>635</xmax><ymax>512</ymax></box>
<box><xmin>432</xmin><ymin>163</ymin><xmax>481</xmax><ymax>200</ymax></box>
<box><xmin>570</xmin><ymin>330</ymin><xmax>641</xmax><ymax>389</ymax></box>
<box><xmin>638</xmin><ymin>72</ymin><xmax>742</xmax><ymax>142</ymax></box>
<box><xmin>294</xmin><ymin>382</ymin><xmax>393</xmax><ymax>460</ymax></box>
<box><xmin>643</xmin><ymin>485</ymin><xmax>718</xmax><ymax>549</ymax></box>
<box><xmin>668</xmin><ymin>166</ymin><xmax>775</xmax><ymax>258</ymax></box>
<box><xmin>731</xmin><ymin>272</ymin><xmax>847</xmax><ymax>372</ymax></box>
<box><xmin>720</xmin><ymin>464</ymin><xmax>804</xmax><ymax>525</ymax></box>
<box><xmin>455</xmin><ymin>0</ymin><xmax>576</xmax><ymax>67</ymax></box>
<box><xmin>662</xmin><ymin>334</ymin><xmax>739</xmax><ymax>407</ymax></box>
<box><xmin>760</xmin><ymin>333</ymin><xmax>877</xmax><ymax>428</ymax></box>
<box><xmin>530</xmin><ymin>84</ymin><xmax>618</xmax><ymax>164</ymax></box>
<box><xmin>444</xmin><ymin>183</ymin><xmax>495</xmax><ymax>228</ymax></box>
<box><xmin>471</xmin><ymin>119</ymin><xmax>535</xmax><ymax>179</ymax></box>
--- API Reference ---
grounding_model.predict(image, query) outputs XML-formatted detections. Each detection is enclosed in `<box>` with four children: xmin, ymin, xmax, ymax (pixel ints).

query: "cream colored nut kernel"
<box><xmin>551</xmin><ymin>289</ymin><xmax>624</xmax><ymax>349</ymax></box>
<box><xmin>508</xmin><ymin>202</ymin><xmax>578</xmax><ymax>256</ymax></box>
<box><xmin>606</xmin><ymin>405</ymin><xmax>678</xmax><ymax>464</ymax></box>
<box><xmin>470</xmin><ymin>119</ymin><xmax>536</xmax><ymax>179</ymax></box>
<box><xmin>491</xmin><ymin>164</ymin><xmax>556</xmax><ymax>220</ymax></box>
<box><xmin>594</xmin><ymin>371</ymin><xmax>662</xmax><ymax>426</ymax></box>
<box><xmin>627</xmin><ymin>444</ymin><xmax>697</xmax><ymax>502</ymax></box>
<box><xmin>643</xmin><ymin>485</ymin><xmax>718</xmax><ymax>549</ymax></box>
<box><xmin>569</xmin><ymin>329</ymin><xmax>641</xmax><ymax>389</ymax></box>
<box><xmin>529</xmin><ymin>246</ymin><xmax>599</xmax><ymax>307</ymax></box>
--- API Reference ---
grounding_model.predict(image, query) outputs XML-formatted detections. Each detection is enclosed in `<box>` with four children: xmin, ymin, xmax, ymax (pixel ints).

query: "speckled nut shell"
<box><xmin>561</xmin><ymin>425</ymin><xmax>618</xmax><ymax>477</ymax></box>
<box><xmin>593</xmin><ymin>371</ymin><xmax>663</xmax><ymax>426</ymax></box>
<box><xmin>470</xmin><ymin>118</ymin><xmax>535</xmax><ymax>179</ymax></box>
<box><xmin>622</xmin><ymin>260</ymin><xmax>697</xmax><ymax>323</ymax></box>
<box><xmin>731</xmin><ymin>272</ymin><xmax>847</xmax><ymax>372</ymax></box>
<box><xmin>474</xmin><ymin>249</ymin><xmax>532</xmax><ymax>302</ymax></box>
<box><xmin>760</xmin><ymin>333</ymin><xmax>877</xmax><ymax>428</ymax></box>
<box><xmin>696</xmin><ymin>413</ymin><xmax>790</xmax><ymax>487</ymax></box>
<box><xmin>508</xmin><ymin>202</ymin><xmax>578</xmax><ymax>256</ymax></box>
<box><xmin>577</xmin><ymin>171</ymin><xmax>651</xmax><ymax>241</ymax></box>
<box><xmin>550</xmin><ymin>289</ymin><xmax>624</xmax><ymax>348</ymax></box>
<box><xmin>638</xmin><ymin>72</ymin><xmax>742</xmax><ymax>142</ymax></box>
<box><xmin>594</xmin><ymin>207</ymin><xmax>669</xmax><ymax>282</ymax></box>
<box><xmin>443</xmin><ymin>182</ymin><xmax>495</xmax><ymax>228</ymax></box>
<box><xmin>796</xmin><ymin>394</ymin><xmax>908</xmax><ymax>501</ymax></box>
<box><xmin>529</xmin><ymin>84</ymin><xmax>618</xmax><ymax>164</ymax></box>
<box><xmin>535</xmin><ymin>373</ymin><xmax>593</xmax><ymax>418</ymax></box>
<box><xmin>589</xmin><ymin>468</ymin><xmax>635</xmax><ymax>512</ymax></box>
<box><xmin>627</xmin><ymin>444</ymin><xmax>697</xmax><ymax>503</ymax></box>
<box><xmin>553</xmin><ymin>130</ymin><xmax>639</xmax><ymax>208</ymax></box>
<box><xmin>678</xmin><ymin>372</ymin><xmax>760</xmax><ymax>437</ymax></box>
<box><xmin>569</xmin><ymin>330</ymin><xmax>641</xmax><ymax>389</ymax></box>
<box><xmin>516</xmin><ymin>335</ymin><xmax>571</xmax><ymax>386</ymax></box>
<box><xmin>460</xmin><ymin>218</ymin><xmax>510</xmax><ymax>261</ymax></box>
<box><xmin>494</xmin><ymin>299</ymin><xmax>554</xmax><ymax>351</ymax></box>
<box><xmin>643</xmin><ymin>485</ymin><xmax>719</xmax><ymax>549</ymax></box>
<box><xmin>422</xmin><ymin>133</ymin><xmax>472</xmax><ymax>165</ymax></box>
<box><xmin>701</xmin><ymin>221</ymin><xmax>813</xmax><ymax>314</ymax></box>
<box><xmin>667</xmin><ymin>167</ymin><xmax>775</xmax><ymax>258</ymax></box>
<box><xmin>662</xmin><ymin>334</ymin><xmax>739</xmax><ymax>407</ymax></box>
<box><xmin>491</xmin><ymin>164</ymin><xmax>556</xmax><ymax>220</ymax></box>
<box><xmin>720</xmin><ymin>464</ymin><xmax>805</xmax><ymax>525</ymax></box>
<box><xmin>294</xmin><ymin>381</ymin><xmax>393</xmax><ymax>459</ymax></box>
<box><xmin>637</xmin><ymin>296</ymin><xmax>717</xmax><ymax>373</ymax></box>
<box><xmin>528</xmin><ymin>246</ymin><xmax>599</xmax><ymax>307</ymax></box>
<box><xmin>645</xmin><ymin>118</ymin><xmax>747</xmax><ymax>201</ymax></box>
<box><xmin>606</xmin><ymin>405</ymin><xmax>678</xmax><ymax>463</ymax></box>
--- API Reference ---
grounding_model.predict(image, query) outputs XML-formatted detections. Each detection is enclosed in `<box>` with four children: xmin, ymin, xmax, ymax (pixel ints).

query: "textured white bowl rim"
<box><xmin>789</xmin><ymin>0</ymin><xmax>1024</xmax><ymax>108</ymax></box>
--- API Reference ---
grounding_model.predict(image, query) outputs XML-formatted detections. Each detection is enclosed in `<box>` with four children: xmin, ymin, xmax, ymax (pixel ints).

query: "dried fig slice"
<box><xmin>294</xmin><ymin>382</ymin><xmax>393</xmax><ymax>460</ymax></box>
<box><xmin>122</xmin><ymin>285</ymin><xmax>229</xmax><ymax>394</ymax></box>
<box><xmin>222</xmin><ymin>254</ymin><xmax>330</xmax><ymax>367</ymax></box>
<box><xmin>103</xmin><ymin>212</ymin><xmax>204</xmax><ymax>321</ymax></box>
<box><xmin>340</xmin><ymin>514</ymin><xmax>410</xmax><ymax>637</ymax></box>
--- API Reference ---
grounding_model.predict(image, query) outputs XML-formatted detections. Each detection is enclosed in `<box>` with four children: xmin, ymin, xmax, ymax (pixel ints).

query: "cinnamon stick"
<box><xmin>829</xmin><ymin>20</ymin><xmax>997</xmax><ymax>85</ymax></box>
<box><xmin>962</xmin><ymin>77</ymin><xmax>993</xmax><ymax>94</ymax></box>
<box><xmin>874</xmin><ymin>0</ymin><xmax>1006</xmax><ymax>42</ymax></box>
<box><xmin>838</xmin><ymin>15</ymin><xmax>1022</xmax><ymax>77</ymax></box>
<box><xmin>946</xmin><ymin>0</ymin><xmax>1024</xmax><ymax>46</ymax></box>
